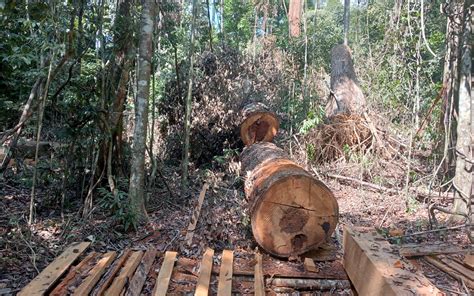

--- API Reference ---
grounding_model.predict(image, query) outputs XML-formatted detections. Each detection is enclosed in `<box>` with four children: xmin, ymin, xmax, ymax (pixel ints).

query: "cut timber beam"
<box><xmin>126</xmin><ymin>247</ymin><xmax>157</xmax><ymax>296</ymax></box>
<box><xmin>254</xmin><ymin>253</ymin><xmax>265</xmax><ymax>296</ymax></box>
<box><xmin>50</xmin><ymin>252</ymin><xmax>98</xmax><ymax>296</ymax></box>
<box><xmin>195</xmin><ymin>248</ymin><xmax>214</xmax><ymax>296</ymax></box>
<box><xmin>93</xmin><ymin>249</ymin><xmax>131</xmax><ymax>296</ymax></box>
<box><xmin>74</xmin><ymin>251</ymin><xmax>117</xmax><ymax>296</ymax></box>
<box><xmin>343</xmin><ymin>226</ymin><xmax>441</xmax><ymax>296</ymax></box>
<box><xmin>104</xmin><ymin>251</ymin><xmax>143</xmax><ymax>296</ymax></box>
<box><xmin>185</xmin><ymin>183</ymin><xmax>209</xmax><ymax>245</ymax></box>
<box><xmin>153</xmin><ymin>251</ymin><xmax>178</xmax><ymax>296</ymax></box>
<box><xmin>217</xmin><ymin>250</ymin><xmax>233</xmax><ymax>296</ymax></box>
<box><xmin>18</xmin><ymin>242</ymin><xmax>90</xmax><ymax>296</ymax></box>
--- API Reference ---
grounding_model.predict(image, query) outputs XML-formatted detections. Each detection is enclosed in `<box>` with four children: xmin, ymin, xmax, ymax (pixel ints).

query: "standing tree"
<box><xmin>129</xmin><ymin>0</ymin><xmax>156</xmax><ymax>222</ymax></box>
<box><xmin>343</xmin><ymin>0</ymin><xmax>350</xmax><ymax>45</ymax></box>
<box><xmin>182</xmin><ymin>0</ymin><xmax>199</xmax><ymax>187</ymax></box>
<box><xmin>451</xmin><ymin>1</ymin><xmax>472</xmax><ymax>221</ymax></box>
<box><xmin>288</xmin><ymin>0</ymin><xmax>302</xmax><ymax>37</ymax></box>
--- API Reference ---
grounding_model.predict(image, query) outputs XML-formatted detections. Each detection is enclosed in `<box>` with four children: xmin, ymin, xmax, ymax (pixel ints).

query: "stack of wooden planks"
<box><xmin>19</xmin><ymin>242</ymin><xmax>349</xmax><ymax>295</ymax></box>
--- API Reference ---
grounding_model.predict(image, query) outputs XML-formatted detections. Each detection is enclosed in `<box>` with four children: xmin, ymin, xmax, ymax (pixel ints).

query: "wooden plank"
<box><xmin>465</xmin><ymin>253</ymin><xmax>474</xmax><ymax>269</ymax></box>
<box><xmin>399</xmin><ymin>243</ymin><xmax>465</xmax><ymax>257</ymax></box>
<box><xmin>105</xmin><ymin>251</ymin><xmax>143</xmax><ymax>296</ymax></box>
<box><xmin>153</xmin><ymin>251</ymin><xmax>178</xmax><ymax>296</ymax></box>
<box><xmin>266</xmin><ymin>278</ymin><xmax>351</xmax><ymax>290</ymax></box>
<box><xmin>424</xmin><ymin>256</ymin><xmax>474</xmax><ymax>289</ymax></box>
<box><xmin>18</xmin><ymin>242</ymin><xmax>90</xmax><ymax>296</ymax></box>
<box><xmin>185</xmin><ymin>183</ymin><xmax>209</xmax><ymax>245</ymax></box>
<box><xmin>304</xmin><ymin>258</ymin><xmax>318</xmax><ymax>273</ymax></box>
<box><xmin>93</xmin><ymin>249</ymin><xmax>131</xmax><ymax>296</ymax></box>
<box><xmin>195</xmin><ymin>248</ymin><xmax>214</xmax><ymax>296</ymax></box>
<box><xmin>125</xmin><ymin>247</ymin><xmax>157</xmax><ymax>296</ymax></box>
<box><xmin>217</xmin><ymin>250</ymin><xmax>233</xmax><ymax>296</ymax></box>
<box><xmin>438</xmin><ymin>256</ymin><xmax>474</xmax><ymax>280</ymax></box>
<box><xmin>175</xmin><ymin>256</ymin><xmax>347</xmax><ymax>280</ymax></box>
<box><xmin>254</xmin><ymin>253</ymin><xmax>265</xmax><ymax>296</ymax></box>
<box><xmin>343</xmin><ymin>226</ymin><xmax>441</xmax><ymax>296</ymax></box>
<box><xmin>74</xmin><ymin>251</ymin><xmax>117</xmax><ymax>296</ymax></box>
<box><xmin>50</xmin><ymin>252</ymin><xmax>98</xmax><ymax>296</ymax></box>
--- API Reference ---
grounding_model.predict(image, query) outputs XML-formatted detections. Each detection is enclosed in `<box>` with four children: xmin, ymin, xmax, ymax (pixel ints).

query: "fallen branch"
<box><xmin>325</xmin><ymin>173</ymin><xmax>453</xmax><ymax>199</ymax></box>
<box><xmin>394</xmin><ymin>224</ymin><xmax>473</xmax><ymax>238</ymax></box>
<box><xmin>266</xmin><ymin>278</ymin><xmax>351</xmax><ymax>290</ymax></box>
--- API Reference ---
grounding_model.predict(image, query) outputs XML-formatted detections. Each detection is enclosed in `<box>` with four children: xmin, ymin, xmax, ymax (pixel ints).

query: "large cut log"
<box><xmin>326</xmin><ymin>44</ymin><xmax>366</xmax><ymax>117</ymax></box>
<box><xmin>241</xmin><ymin>142</ymin><xmax>338</xmax><ymax>257</ymax></box>
<box><xmin>240</xmin><ymin>103</ymin><xmax>279</xmax><ymax>146</ymax></box>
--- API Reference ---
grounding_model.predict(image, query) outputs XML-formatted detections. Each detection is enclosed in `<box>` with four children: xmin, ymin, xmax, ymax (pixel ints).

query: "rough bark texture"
<box><xmin>128</xmin><ymin>0</ymin><xmax>155</xmax><ymax>221</ymax></box>
<box><xmin>288</xmin><ymin>0</ymin><xmax>302</xmax><ymax>37</ymax></box>
<box><xmin>326</xmin><ymin>44</ymin><xmax>366</xmax><ymax>118</ymax></box>
<box><xmin>441</xmin><ymin>0</ymin><xmax>465</xmax><ymax>170</ymax></box>
<box><xmin>241</xmin><ymin>142</ymin><xmax>339</xmax><ymax>257</ymax></box>
<box><xmin>240</xmin><ymin>103</ymin><xmax>279</xmax><ymax>146</ymax></box>
<box><xmin>452</xmin><ymin>2</ymin><xmax>472</xmax><ymax>219</ymax></box>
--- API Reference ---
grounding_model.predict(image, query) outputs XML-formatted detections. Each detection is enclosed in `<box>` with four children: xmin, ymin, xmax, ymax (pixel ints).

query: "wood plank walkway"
<box><xmin>18</xmin><ymin>242</ymin><xmax>348</xmax><ymax>295</ymax></box>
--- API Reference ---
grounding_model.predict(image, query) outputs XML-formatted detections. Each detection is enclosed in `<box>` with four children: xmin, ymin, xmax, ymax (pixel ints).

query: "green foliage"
<box><xmin>223</xmin><ymin>0</ymin><xmax>253</xmax><ymax>49</ymax></box>
<box><xmin>299</xmin><ymin>106</ymin><xmax>325</xmax><ymax>134</ymax></box>
<box><xmin>98</xmin><ymin>178</ymin><xmax>138</xmax><ymax>231</ymax></box>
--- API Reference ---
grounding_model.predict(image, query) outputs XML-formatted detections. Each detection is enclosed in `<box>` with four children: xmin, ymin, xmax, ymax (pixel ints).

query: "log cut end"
<box><xmin>240</xmin><ymin>103</ymin><xmax>279</xmax><ymax>146</ymax></box>
<box><xmin>242</xmin><ymin>143</ymin><xmax>339</xmax><ymax>257</ymax></box>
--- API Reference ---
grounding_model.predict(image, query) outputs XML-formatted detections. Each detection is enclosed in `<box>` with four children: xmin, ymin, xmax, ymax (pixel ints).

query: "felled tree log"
<box><xmin>326</xmin><ymin>44</ymin><xmax>366</xmax><ymax>117</ymax></box>
<box><xmin>240</xmin><ymin>103</ymin><xmax>279</xmax><ymax>146</ymax></box>
<box><xmin>241</xmin><ymin>142</ymin><xmax>339</xmax><ymax>257</ymax></box>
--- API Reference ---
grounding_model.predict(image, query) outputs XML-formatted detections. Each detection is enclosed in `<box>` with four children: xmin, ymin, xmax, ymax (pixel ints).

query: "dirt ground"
<box><xmin>1</xmin><ymin>156</ymin><xmax>471</xmax><ymax>295</ymax></box>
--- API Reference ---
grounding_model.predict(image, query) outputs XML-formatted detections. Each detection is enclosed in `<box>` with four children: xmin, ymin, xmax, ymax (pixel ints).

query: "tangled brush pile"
<box><xmin>306</xmin><ymin>114</ymin><xmax>375</xmax><ymax>163</ymax></box>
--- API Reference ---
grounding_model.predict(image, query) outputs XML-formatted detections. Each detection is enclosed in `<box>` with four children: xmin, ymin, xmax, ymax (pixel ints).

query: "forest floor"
<box><xmin>0</xmin><ymin>149</ymin><xmax>471</xmax><ymax>294</ymax></box>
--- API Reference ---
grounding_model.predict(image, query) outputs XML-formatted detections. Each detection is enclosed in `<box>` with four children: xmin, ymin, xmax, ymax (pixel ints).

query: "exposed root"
<box><xmin>306</xmin><ymin>114</ymin><xmax>379</xmax><ymax>163</ymax></box>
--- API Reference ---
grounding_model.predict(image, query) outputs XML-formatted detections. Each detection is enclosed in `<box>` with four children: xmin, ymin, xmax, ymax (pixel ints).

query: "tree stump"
<box><xmin>326</xmin><ymin>44</ymin><xmax>366</xmax><ymax>117</ymax></box>
<box><xmin>241</xmin><ymin>142</ymin><xmax>339</xmax><ymax>257</ymax></box>
<box><xmin>240</xmin><ymin>103</ymin><xmax>279</xmax><ymax>146</ymax></box>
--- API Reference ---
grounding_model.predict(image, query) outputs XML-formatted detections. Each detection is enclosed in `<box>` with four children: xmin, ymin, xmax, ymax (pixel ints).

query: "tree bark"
<box><xmin>326</xmin><ymin>44</ymin><xmax>366</xmax><ymax>117</ymax></box>
<box><xmin>288</xmin><ymin>0</ymin><xmax>302</xmax><ymax>37</ymax></box>
<box><xmin>241</xmin><ymin>142</ymin><xmax>339</xmax><ymax>257</ymax></box>
<box><xmin>452</xmin><ymin>2</ymin><xmax>472</xmax><ymax>220</ymax></box>
<box><xmin>128</xmin><ymin>0</ymin><xmax>155</xmax><ymax>222</ymax></box>
<box><xmin>441</xmin><ymin>0</ymin><xmax>465</xmax><ymax>170</ymax></box>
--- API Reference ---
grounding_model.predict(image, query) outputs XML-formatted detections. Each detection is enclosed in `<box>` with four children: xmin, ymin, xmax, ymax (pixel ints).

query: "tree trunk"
<box><xmin>128</xmin><ymin>0</ymin><xmax>155</xmax><ymax>222</ymax></box>
<box><xmin>288</xmin><ymin>0</ymin><xmax>302</xmax><ymax>37</ymax></box>
<box><xmin>240</xmin><ymin>103</ymin><xmax>279</xmax><ymax>146</ymax></box>
<box><xmin>441</xmin><ymin>0</ymin><xmax>465</xmax><ymax>170</ymax></box>
<box><xmin>326</xmin><ymin>44</ymin><xmax>366</xmax><ymax>118</ymax></box>
<box><xmin>452</xmin><ymin>1</ymin><xmax>472</xmax><ymax>220</ymax></box>
<box><xmin>182</xmin><ymin>0</ymin><xmax>199</xmax><ymax>187</ymax></box>
<box><xmin>343</xmin><ymin>0</ymin><xmax>350</xmax><ymax>45</ymax></box>
<box><xmin>241</xmin><ymin>142</ymin><xmax>339</xmax><ymax>257</ymax></box>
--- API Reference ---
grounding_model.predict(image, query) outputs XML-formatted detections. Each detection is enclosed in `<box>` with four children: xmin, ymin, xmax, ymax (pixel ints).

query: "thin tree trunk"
<box><xmin>206</xmin><ymin>0</ymin><xmax>213</xmax><ymax>51</ymax></box>
<box><xmin>29</xmin><ymin>54</ymin><xmax>55</xmax><ymax>224</ymax></box>
<box><xmin>182</xmin><ymin>0</ymin><xmax>199</xmax><ymax>188</ymax></box>
<box><xmin>220</xmin><ymin>0</ymin><xmax>224</xmax><ymax>43</ymax></box>
<box><xmin>129</xmin><ymin>0</ymin><xmax>155</xmax><ymax>222</ymax></box>
<box><xmin>343</xmin><ymin>0</ymin><xmax>350</xmax><ymax>45</ymax></box>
